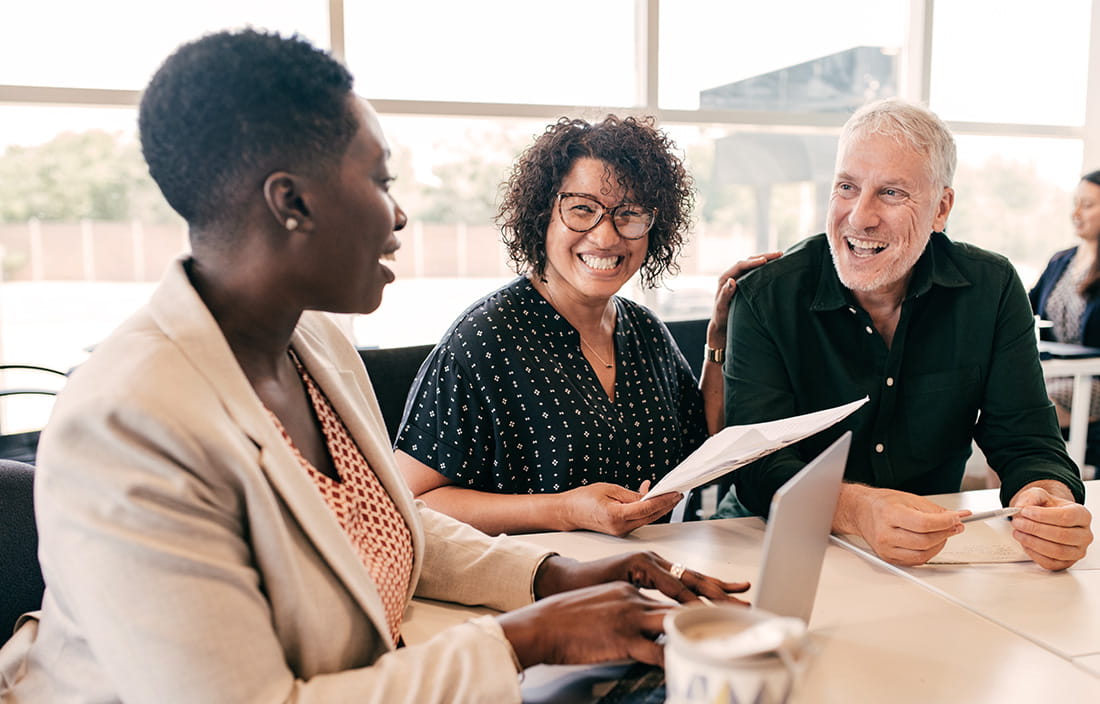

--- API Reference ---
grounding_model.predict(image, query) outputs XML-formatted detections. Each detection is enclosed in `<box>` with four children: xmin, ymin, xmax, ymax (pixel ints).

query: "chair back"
<box><xmin>357</xmin><ymin>344</ymin><xmax>436</xmax><ymax>444</ymax></box>
<box><xmin>0</xmin><ymin>459</ymin><xmax>43</xmax><ymax>642</ymax></box>
<box><xmin>661</xmin><ymin>319</ymin><xmax>733</xmax><ymax>520</ymax></box>
<box><xmin>0</xmin><ymin>363</ymin><xmax>68</xmax><ymax>464</ymax></box>
<box><xmin>664</xmin><ymin>318</ymin><xmax>708</xmax><ymax>380</ymax></box>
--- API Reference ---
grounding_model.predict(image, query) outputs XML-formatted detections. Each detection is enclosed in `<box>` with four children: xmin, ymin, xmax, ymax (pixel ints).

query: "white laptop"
<box><xmin>752</xmin><ymin>431</ymin><xmax>851</xmax><ymax>624</ymax></box>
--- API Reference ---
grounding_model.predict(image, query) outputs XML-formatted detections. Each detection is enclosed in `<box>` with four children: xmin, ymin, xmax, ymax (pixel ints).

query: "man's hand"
<box><xmin>558</xmin><ymin>482</ymin><xmax>681</xmax><ymax>537</ymax></box>
<box><xmin>835</xmin><ymin>484</ymin><xmax>966</xmax><ymax>566</ymax></box>
<box><xmin>1009</xmin><ymin>481</ymin><xmax>1093</xmax><ymax>570</ymax></box>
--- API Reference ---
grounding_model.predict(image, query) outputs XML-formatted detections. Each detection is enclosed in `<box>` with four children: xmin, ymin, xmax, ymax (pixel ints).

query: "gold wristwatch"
<box><xmin>705</xmin><ymin>345</ymin><xmax>725</xmax><ymax>364</ymax></box>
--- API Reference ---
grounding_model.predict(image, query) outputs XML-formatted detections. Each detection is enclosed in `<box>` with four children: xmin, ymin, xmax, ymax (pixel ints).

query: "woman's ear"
<box><xmin>263</xmin><ymin>171</ymin><xmax>310</xmax><ymax>232</ymax></box>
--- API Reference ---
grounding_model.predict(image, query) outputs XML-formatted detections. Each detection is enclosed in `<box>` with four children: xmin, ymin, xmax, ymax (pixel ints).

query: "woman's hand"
<box><xmin>707</xmin><ymin>252</ymin><xmax>782</xmax><ymax>349</ymax></box>
<box><xmin>501</xmin><ymin>553</ymin><xmax>750</xmax><ymax>669</ymax></box>
<box><xmin>558</xmin><ymin>482</ymin><xmax>681</xmax><ymax>537</ymax></box>
<box><xmin>533</xmin><ymin>552</ymin><xmax>750</xmax><ymax>605</ymax></box>
<box><xmin>498</xmin><ymin>582</ymin><xmax>672</xmax><ymax>668</ymax></box>
<box><xmin>700</xmin><ymin>251</ymin><xmax>783</xmax><ymax>434</ymax></box>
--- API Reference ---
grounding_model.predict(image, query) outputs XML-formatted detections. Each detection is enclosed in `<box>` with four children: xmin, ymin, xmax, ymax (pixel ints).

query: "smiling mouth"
<box><xmin>579</xmin><ymin>254</ymin><xmax>623</xmax><ymax>271</ymax></box>
<box><xmin>845</xmin><ymin>236</ymin><xmax>889</xmax><ymax>257</ymax></box>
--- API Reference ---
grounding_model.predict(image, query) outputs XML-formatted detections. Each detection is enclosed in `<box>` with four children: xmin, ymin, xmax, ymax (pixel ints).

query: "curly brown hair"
<box><xmin>496</xmin><ymin>115</ymin><xmax>694</xmax><ymax>288</ymax></box>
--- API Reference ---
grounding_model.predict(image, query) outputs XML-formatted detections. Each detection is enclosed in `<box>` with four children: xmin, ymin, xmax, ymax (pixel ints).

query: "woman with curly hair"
<box><xmin>395</xmin><ymin>116</ymin><xmax>778</xmax><ymax>536</ymax></box>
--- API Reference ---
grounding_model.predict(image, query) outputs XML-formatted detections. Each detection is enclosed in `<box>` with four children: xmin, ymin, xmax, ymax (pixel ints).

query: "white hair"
<box><xmin>839</xmin><ymin>97</ymin><xmax>957</xmax><ymax>188</ymax></box>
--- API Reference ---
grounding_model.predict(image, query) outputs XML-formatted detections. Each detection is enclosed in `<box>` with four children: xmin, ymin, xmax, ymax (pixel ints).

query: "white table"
<box><xmin>838</xmin><ymin>481</ymin><xmax>1100</xmax><ymax>676</ymax></box>
<box><xmin>402</xmin><ymin>482</ymin><xmax>1100</xmax><ymax>703</ymax></box>
<box><xmin>1041</xmin><ymin>356</ymin><xmax>1100</xmax><ymax>471</ymax></box>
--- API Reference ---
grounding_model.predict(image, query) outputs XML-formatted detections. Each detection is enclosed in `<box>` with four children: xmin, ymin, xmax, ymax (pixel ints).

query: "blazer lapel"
<box><xmin>146</xmin><ymin>259</ymin><xmax>397</xmax><ymax>636</ymax></box>
<box><xmin>290</xmin><ymin>320</ymin><xmax>428</xmax><ymax>599</ymax></box>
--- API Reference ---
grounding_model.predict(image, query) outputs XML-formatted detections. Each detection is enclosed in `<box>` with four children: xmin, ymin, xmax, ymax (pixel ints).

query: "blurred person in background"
<box><xmin>1030</xmin><ymin>169</ymin><xmax>1100</xmax><ymax>469</ymax></box>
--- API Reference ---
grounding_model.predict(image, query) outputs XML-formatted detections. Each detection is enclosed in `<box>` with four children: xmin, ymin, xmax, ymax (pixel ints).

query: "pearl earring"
<box><xmin>285</xmin><ymin>217</ymin><xmax>299</xmax><ymax>231</ymax></box>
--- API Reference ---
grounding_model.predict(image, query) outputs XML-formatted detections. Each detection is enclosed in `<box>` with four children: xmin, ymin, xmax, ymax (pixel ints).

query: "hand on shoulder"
<box><xmin>707</xmin><ymin>252</ymin><xmax>783</xmax><ymax>348</ymax></box>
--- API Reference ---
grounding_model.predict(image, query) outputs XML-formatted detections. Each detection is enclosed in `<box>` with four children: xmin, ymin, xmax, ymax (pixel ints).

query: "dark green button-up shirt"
<box><xmin>723</xmin><ymin>232</ymin><xmax>1084</xmax><ymax>516</ymax></box>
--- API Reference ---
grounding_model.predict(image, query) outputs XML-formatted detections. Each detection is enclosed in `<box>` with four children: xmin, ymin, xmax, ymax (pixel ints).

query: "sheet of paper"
<box><xmin>929</xmin><ymin>519</ymin><xmax>1030</xmax><ymax>564</ymax></box>
<box><xmin>642</xmin><ymin>396</ymin><xmax>868</xmax><ymax>500</ymax></box>
<box><xmin>839</xmin><ymin>518</ymin><xmax>1030</xmax><ymax>564</ymax></box>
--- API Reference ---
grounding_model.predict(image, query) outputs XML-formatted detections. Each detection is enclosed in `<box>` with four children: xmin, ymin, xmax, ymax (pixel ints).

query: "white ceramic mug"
<box><xmin>664</xmin><ymin>604</ymin><xmax>808</xmax><ymax>704</ymax></box>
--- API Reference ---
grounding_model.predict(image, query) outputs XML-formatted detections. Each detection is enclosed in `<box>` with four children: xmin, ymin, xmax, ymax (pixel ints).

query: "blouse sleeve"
<box><xmin>395</xmin><ymin>344</ymin><xmax>499</xmax><ymax>490</ymax></box>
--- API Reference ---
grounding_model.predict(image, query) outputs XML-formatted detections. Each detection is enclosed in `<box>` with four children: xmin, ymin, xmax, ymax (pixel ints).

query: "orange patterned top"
<box><xmin>267</xmin><ymin>351</ymin><xmax>414</xmax><ymax>646</ymax></box>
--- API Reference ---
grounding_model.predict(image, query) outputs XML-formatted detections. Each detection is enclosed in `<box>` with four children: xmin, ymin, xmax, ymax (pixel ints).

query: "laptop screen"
<box><xmin>752</xmin><ymin>431</ymin><xmax>851</xmax><ymax>624</ymax></box>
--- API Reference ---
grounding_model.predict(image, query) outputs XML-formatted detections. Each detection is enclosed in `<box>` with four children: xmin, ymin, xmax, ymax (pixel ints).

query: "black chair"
<box><xmin>0</xmin><ymin>459</ymin><xmax>44</xmax><ymax>643</ymax></box>
<box><xmin>0</xmin><ymin>364</ymin><xmax>67</xmax><ymax>464</ymax></box>
<box><xmin>357</xmin><ymin>344</ymin><xmax>435</xmax><ymax>444</ymax></box>
<box><xmin>664</xmin><ymin>318</ymin><xmax>708</xmax><ymax>381</ymax></box>
<box><xmin>662</xmin><ymin>318</ymin><xmax>740</xmax><ymax>520</ymax></box>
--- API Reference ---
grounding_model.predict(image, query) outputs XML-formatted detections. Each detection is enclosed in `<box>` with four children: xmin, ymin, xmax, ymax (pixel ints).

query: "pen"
<box><xmin>960</xmin><ymin>507</ymin><xmax>1021</xmax><ymax>524</ymax></box>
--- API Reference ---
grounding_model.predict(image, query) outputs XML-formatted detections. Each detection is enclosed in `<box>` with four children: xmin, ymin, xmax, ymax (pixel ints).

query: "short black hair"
<box><xmin>139</xmin><ymin>29</ymin><xmax>358</xmax><ymax>229</ymax></box>
<box><xmin>497</xmin><ymin>115</ymin><xmax>694</xmax><ymax>288</ymax></box>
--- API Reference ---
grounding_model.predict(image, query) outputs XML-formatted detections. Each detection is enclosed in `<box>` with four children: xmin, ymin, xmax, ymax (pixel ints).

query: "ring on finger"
<box><xmin>670</xmin><ymin>563</ymin><xmax>686</xmax><ymax>580</ymax></box>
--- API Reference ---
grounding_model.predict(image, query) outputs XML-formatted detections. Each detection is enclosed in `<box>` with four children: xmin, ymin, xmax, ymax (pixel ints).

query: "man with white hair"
<box><xmin>716</xmin><ymin>98</ymin><xmax>1092</xmax><ymax>569</ymax></box>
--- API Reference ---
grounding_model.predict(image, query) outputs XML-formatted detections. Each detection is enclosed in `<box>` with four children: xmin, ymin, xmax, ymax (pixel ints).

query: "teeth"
<box><xmin>380</xmin><ymin>252</ymin><xmax>396</xmax><ymax>262</ymax></box>
<box><xmin>846</xmin><ymin>237</ymin><xmax>887</xmax><ymax>253</ymax></box>
<box><xmin>580</xmin><ymin>254</ymin><xmax>619</xmax><ymax>270</ymax></box>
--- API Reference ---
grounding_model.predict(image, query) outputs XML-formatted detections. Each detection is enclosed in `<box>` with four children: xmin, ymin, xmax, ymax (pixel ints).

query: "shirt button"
<box><xmin>865</xmin><ymin>326</ymin><xmax>874</xmax><ymax>335</ymax></box>
<box><xmin>848</xmin><ymin>307</ymin><xmax>857</xmax><ymax>315</ymax></box>
<box><xmin>886</xmin><ymin>377</ymin><xmax>894</xmax><ymax>386</ymax></box>
<box><xmin>875</xmin><ymin>443</ymin><xmax>885</xmax><ymax>453</ymax></box>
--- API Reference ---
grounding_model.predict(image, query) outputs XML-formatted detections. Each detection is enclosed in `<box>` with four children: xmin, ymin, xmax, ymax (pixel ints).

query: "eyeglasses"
<box><xmin>556</xmin><ymin>192</ymin><xmax>656</xmax><ymax>240</ymax></box>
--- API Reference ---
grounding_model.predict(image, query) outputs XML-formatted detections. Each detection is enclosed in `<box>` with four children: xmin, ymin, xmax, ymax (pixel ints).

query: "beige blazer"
<box><xmin>0</xmin><ymin>259</ymin><xmax>550</xmax><ymax>704</ymax></box>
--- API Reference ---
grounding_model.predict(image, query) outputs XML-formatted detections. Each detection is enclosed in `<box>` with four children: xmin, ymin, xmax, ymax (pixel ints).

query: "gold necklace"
<box><xmin>579</xmin><ymin>336</ymin><xmax>614</xmax><ymax>369</ymax></box>
<box><xmin>542</xmin><ymin>283</ymin><xmax>614</xmax><ymax>369</ymax></box>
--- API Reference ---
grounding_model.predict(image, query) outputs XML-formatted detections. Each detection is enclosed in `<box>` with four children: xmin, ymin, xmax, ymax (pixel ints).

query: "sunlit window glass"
<box><xmin>930</xmin><ymin>1</ymin><xmax>1091</xmax><ymax>125</ymax></box>
<box><xmin>658</xmin><ymin>1</ymin><xmax>907</xmax><ymax>111</ymax></box>
<box><xmin>345</xmin><ymin>0</ymin><xmax>638</xmax><ymax>106</ymax></box>
<box><xmin>1</xmin><ymin>0</ymin><xmax>329</xmax><ymax>89</ymax></box>
<box><xmin>949</xmin><ymin>136</ymin><xmax>1084</xmax><ymax>285</ymax></box>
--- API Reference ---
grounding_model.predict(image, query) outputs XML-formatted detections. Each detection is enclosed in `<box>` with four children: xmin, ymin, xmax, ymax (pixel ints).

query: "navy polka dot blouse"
<box><xmin>395</xmin><ymin>277</ymin><xmax>708</xmax><ymax>494</ymax></box>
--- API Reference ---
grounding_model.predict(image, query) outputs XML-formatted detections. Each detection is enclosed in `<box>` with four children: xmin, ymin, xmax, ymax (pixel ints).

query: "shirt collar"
<box><xmin>810</xmin><ymin>231</ymin><xmax>970</xmax><ymax>312</ymax></box>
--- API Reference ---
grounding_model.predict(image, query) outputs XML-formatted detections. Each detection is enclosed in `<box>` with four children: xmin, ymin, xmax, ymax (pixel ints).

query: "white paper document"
<box><xmin>839</xmin><ymin>511</ymin><xmax>1030</xmax><ymax>564</ymax></box>
<box><xmin>928</xmin><ymin>517</ymin><xmax>1030</xmax><ymax>564</ymax></box>
<box><xmin>642</xmin><ymin>396</ymin><xmax>869</xmax><ymax>500</ymax></box>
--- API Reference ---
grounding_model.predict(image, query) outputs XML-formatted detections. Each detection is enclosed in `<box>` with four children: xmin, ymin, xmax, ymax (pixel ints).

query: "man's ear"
<box><xmin>933</xmin><ymin>186</ymin><xmax>955</xmax><ymax>232</ymax></box>
<box><xmin>262</xmin><ymin>171</ymin><xmax>310</xmax><ymax>231</ymax></box>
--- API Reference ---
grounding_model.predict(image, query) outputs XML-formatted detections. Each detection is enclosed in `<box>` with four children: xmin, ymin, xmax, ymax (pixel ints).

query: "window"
<box><xmin>345</xmin><ymin>1</ymin><xmax>638</xmax><ymax>106</ymax></box>
<box><xmin>1</xmin><ymin>0</ymin><xmax>329</xmax><ymax>89</ymax></box>
<box><xmin>1</xmin><ymin>0</ymin><xmax>1097</xmax><ymax>376</ymax></box>
<box><xmin>950</xmin><ymin>135</ymin><xmax>1084</xmax><ymax>286</ymax></box>
<box><xmin>930</xmin><ymin>0</ymin><xmax>1091</xmax><ymax>125</ymax></box>
<box><xmin>659</xmin><ymin>1</ymin><xmax>908</xmax><ymax>111</ymax></box>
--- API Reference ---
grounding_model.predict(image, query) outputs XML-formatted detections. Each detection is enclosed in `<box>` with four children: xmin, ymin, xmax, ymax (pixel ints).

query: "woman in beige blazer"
<box><xmin>0</xmin><ymin>29</ymin><xmax>748</xmax><ymax>703</ymax></box>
